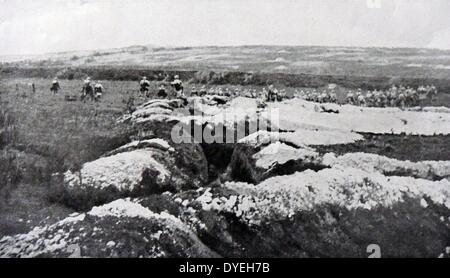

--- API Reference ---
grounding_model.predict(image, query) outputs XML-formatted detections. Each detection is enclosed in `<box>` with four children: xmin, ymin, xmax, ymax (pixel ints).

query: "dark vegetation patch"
<box><xmin>266</xmin><ymin>160</ymin><xmax>329</xmax><ymax>178</ymax></box>
<box><xmin>315</xmin><ymin>133</ymin><xmax>450</xmax><ymax>162</ymax></box>
<box><xmin>2</xmin><ymin>66</ymin><xmax>450</xmax><ymax>92</ymax></box>
<box><xmin>227</xmin><ymin>144</ymin><xmax>259</xmax><ymax>184</ymax></box>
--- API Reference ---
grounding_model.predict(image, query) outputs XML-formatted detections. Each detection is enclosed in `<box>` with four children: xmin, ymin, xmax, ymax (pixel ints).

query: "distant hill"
<box><xmin>2</xmin><ymin>45</ymin><xmax>450</xmax><ymax>80</ymax></box>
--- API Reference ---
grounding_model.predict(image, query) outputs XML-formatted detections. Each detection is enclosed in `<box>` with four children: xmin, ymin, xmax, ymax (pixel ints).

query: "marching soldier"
<box><xmin>346</xmin><ymin>92</ymin><xmax>355</xmax><ymax>105</ymax></box>
<box><xmin>190</xmin><ymin>86</ymin><xmax>199</xmax><ymax>96</ymax></box>
<box><xmin>267</xmin><ymin>85</ymin><xmax>278</xmax><ymax>102</ymax></box>
<box><xmin>94</xmin><ymin>81</ymin><xmax>104</xmax><ymax>101</ymax></box>
<box><xmin>140</xmin><ymin>76</ymin><xmax>150</xmax><ymax>96</ymax></box>
<box><xmin>171</xmin><ymin>75</ymin><xmax>184</xmax><ymax>98</ymax></box>
<box><xmin>199</xmin><ymin>85</ymin><xmax>208</xmax><ymax>97</ymax></box>
<box><xmin>157</xmin><ymin>84</ymin><xmax>167</xmax><ymax>98</ymax></box>
<box><xmin>81</xmin><ymin>77</ymin><xmax>94</xmax><ymax>101</ymax></box>
<box><xmin>50</xmin><ymin>78</ymin><xmax>61</xmax><ymax>94</ymax></box>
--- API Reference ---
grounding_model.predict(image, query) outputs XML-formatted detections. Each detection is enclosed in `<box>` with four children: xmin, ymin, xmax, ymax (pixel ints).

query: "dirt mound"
<box><xmin>55</xmin><ymin>99</ymin><xmax>210</xmax><ymax>210</ymax></box>
<box><xmin>0</xmin><ymin>198</ymin><xmax>218</xmax><ymax>258</ymax></box>
<box><xmin>226</xmin><ymin>142</ymin><xmax>328</xmax><ymax>183</ymax></box>
<box><xmin>2</xmin><ymin>163</ymin><xmax>449</xmax><ymax>257</ymax></box>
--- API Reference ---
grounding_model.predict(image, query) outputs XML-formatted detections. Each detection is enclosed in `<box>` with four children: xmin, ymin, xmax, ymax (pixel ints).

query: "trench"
<box><xmin>315</xmin><ymin>132</ymin><xmax>450</xmax><ymax>162</ymax></box>
<box><xmin>193</xmin><ymin>118</ymin><xmax>269</xmax><ymax>183</ymax></box>
<box><xmin>196</xmin><ymin>121</ymin><xmax>330</xmax><ymax>184</ymax></box>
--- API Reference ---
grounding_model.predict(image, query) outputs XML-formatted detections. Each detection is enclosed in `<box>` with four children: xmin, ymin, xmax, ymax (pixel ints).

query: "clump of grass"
<box><xmin>0</xmin><ymin>150</ymin><xmax>22</xmax><ymax>202</ymax></box>
<box><xmin>0</xmin><ymin>104</ymin><xmax>21</xmax><ymax>201</ymax></box>
<box><xmin>0</xmin><ymin>103</ymin><xmax>18</xmax><ymax>149</ymax></box>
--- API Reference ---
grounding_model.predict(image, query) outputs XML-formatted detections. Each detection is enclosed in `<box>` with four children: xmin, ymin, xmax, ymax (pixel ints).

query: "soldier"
<box><xmin>256</xmin><ymin>97</ymin><xmax>267</xmax><ymax>109</ymax></box>
<box><xmin>329</xmin><ymin>92</ymin><xmax>337</xmax><ymax>103</ymax></box>
<box><xmin>318</xmin><ymin>92</ymin><xmax>327</xmax><ymax>103</ymax></box>
<box><xmin>157</xmin><ymin>84</ymin><xmax>167</xmax><ymax>99</ymax></box>
<box><xmin>140</xmin><ymin>76</ymin><xmax>150</xmax><ymax>96</ymax></box>
<box><xmin>199</xmin><ymin>85</ymin><xmax>208</xmax><ymax>97</ymax></box>
<box><xmin>260</xmin><ymin>88</ymin><xmax>268</xmax><ymax>101</ymax></box>
<box><xmin>233</xmin><ymin>88</ymin><xmax>240</xmax><ymax>98</ymax></box>
<box><xmin>379</xmin><ymin>91</ymin><xmax>387</xmax><ymax>107</ymax></box>
<box><xmin>397</xmin><ymin>93</ymin><xmax>406</xmax><ymax>109</ymax></box>
<box><xmin>94</xmin><ymin>81</ymin><xmax>104</xmax><ymax>101</ymax></box>
<box><xmin>373</xmin><ymin>91</ymin><xmax>382</xmax><ymax>107</ymax></box>
<box><xmin>171</xmin><ymin>75</ymin><xmax>184</xmax><ymax>98</ymax></box>
<box><xmin>404</xmin><ymin>88</ymin><xmax>416</xmax><ymax>107</ymax></box>
<box><xmin>346</xmin><ymin>92</ymin><xmax>355</xmax><ymax>105</ymax></box>
<box><xmin>81</xmin><ymin>77</ymin><xmax>94</xmax><ymax>101</ymax></box>
<box><xmin>267</xmin><ymin>85</ymin><xmax>278</xmax><ymax>102</ymax></box>
<box><xmin>190</xmin><ymin>86</ymin><xmax>198</xmax><ymax>96</ymax></box>
<box><xmin>277</xmin><ymin>89</ymin><xmax>286</xmax><ymax>102</ymax></box>
<box><xmin>50</xmin><ymin>78</ymin><xmax>61</xmax><ymax>94</ymax></box>
<box><xmin>357</xmin><ymin>94</ymin><xmax>366</xmax><ymax>106</ymax></box>
<box><xmin>428</xmin><ymin>85</ymin><xmax>438</xmax><ymax>103</ymax></box>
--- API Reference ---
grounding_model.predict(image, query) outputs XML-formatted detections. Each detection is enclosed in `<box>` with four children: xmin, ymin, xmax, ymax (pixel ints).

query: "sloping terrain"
<box><xmin>3</xmin><ymin>45</ymin><xmax>450</xmax><ymax>79</ymax></box>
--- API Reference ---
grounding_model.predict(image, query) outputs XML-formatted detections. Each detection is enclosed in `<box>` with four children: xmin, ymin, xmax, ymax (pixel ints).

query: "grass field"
<box><xmin>0</xmin><ymin>78</ymin><xmax>143</xmax><ymax>236</ymax></box>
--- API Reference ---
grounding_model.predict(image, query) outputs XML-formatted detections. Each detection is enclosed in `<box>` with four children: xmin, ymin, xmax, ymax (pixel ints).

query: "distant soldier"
<box><xmin>277</xmin><ymin>89</ymin><xmax>286</xmax><ymax>102</ymax></box>
<box><xmin>428</xmin><ymin>85</ymin><xmax>438</xmax><ymax>103</ymax></box>
<box><xmin>346</xmin><ymin>92</ymin><xmax>355</xmax><ymax>105</ymax></box>
<box><xmin>140</xmin><ymin>76</ymin><xmax>150</xmax><ymax>96</ymax></box>
<box><xmin>223</xmin><ymin>88</ymin><xmax>231</xmax><ymax>97</ymax></box>
<box><xmin>94</xmin><ymin>81</ymin><xmax>104</xmax><ymax>101</ymax></box>
<box><xmin>256</xmin><ymin>97</ymin><xmax>267</xmax><ymax>109</ymax></box>
<box><xmin>318</xmin><ymin>92</ymin><xmax>327</xmax><ymax>103</ymax></box>
<box><xmin>267</xmin><ymin>85</ymin><xmax>278</xmax><ymax>102</ymax></box>
<box><xmin>259</xmin><ymin>88</ymin><xmax>268</xmax><ymax>100</ymax></box>
<box><xmin>190</xmin><ymin>86</ymin><xmax>198</xmax><ymax>96</ymax></box>
<box><xmin>329</xmin><ymin>92</ymin><xmax>337</xmax><ymax>103</ymax></box>
<box><xmin>50</xmin><ymin>78</ymin><xmax>61</xmax><ymax>94</ymax></box>
<box><xmin>171</xmin><ymin>75</ymin><xmax>184</xmax><ymax>98</ymax></box>
<box><xmin>378</xmin><ymin>91</ymin><xmax>387</xmax><ymax>107</ymax></box>
<box><xmin>397</xmin><ymin>93</ymin><xmax>406</xmax><ymax>108</ymax></box>
<box><xmin>365</xmin><ymin>91</ymin><xmax>374</xmax><ymax>107</ymax></box>
<box><xmin>81</xmin><ymin>77</ymin><xmax>94</xmax><ymax>101</ymax></box>
<box><xmin>31</xmin><ymin>83</ymin><xmax>36</xmax><ymax>94</ymax></box>
<box><xmin>157</xmin><ymin>84</ymin><xmax>167</xmax><ymax>98</ymax></box>
<box><xmin>405</xmin><ymin>88</ymin><xmax>418</xmax><ymax>107</ymax></box>
<box><xmin>199</xmin><ymin>85</ymin><xmax>207</xmax><ymax>97</ymax></box>
<box><xmin>372</xmin><ymin>91</ymin><xmax>381</xmax><ymax>107</ymax></box>
<box><xmin>386</xmin><ymin>90</ymin><xmax>395</xmax><ymax>107</ymax></box>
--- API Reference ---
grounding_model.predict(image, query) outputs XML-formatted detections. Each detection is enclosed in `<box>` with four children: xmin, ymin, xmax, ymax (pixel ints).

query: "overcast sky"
<box><xmin>0</xmin><ymin>0</ymin><xmax>449</xmax><ymax>55</ymax></box>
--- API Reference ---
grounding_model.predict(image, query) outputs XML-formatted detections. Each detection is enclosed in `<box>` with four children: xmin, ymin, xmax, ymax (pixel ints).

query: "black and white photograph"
<box><xmin>0</xmin><ymin>0</ymin><xmax>449</xmax><ymax>262</ymax></box>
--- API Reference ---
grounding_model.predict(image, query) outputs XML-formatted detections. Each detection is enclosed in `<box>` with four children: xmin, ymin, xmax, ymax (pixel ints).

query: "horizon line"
<box><xmin>2</xmin><ymin>43</ymin><xmax>450</xmax><ymax>58</ymax></box>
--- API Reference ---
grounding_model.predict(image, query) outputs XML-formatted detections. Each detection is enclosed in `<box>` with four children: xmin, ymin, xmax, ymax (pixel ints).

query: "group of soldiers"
<box><xmin>298</xmin><ymin>89</ymin><xmax>338</xmax><ymax>104</ymax></box>
<box><xmin>50</xmin><ymin>77</ymin><xmax>104</xmax><ymax>102</ymax></box>
<box><xmin>344</xmin><ymin>85</ymin><xmax>438</xmax><ymax>108</ymax></box>
<box><xmin>296</xmin><ymin>85</ymin><xmax>438</xmax><ymax>108</ymax></box>
<box><xmin>139</xmin><ymin>75</ymin><xmax>183</xmax><ymax>99</ymax></box>
<box><xmin>49</xmin><ymin>74</ymin><xmax>185</xmax><ymax>102</ymax></box>
<box><xmin>48</xmin><ymin>75</ymin><xmax>439</xmax><ymax>109</ymax></box>
<box><xmin>188</xmin><ymin>84</ymin><xmax>288</xmax><ymax>103</ymax></box>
